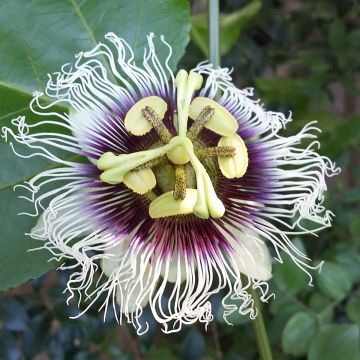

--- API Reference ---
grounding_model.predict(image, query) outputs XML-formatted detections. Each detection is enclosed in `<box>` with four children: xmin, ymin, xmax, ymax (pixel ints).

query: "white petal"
<box><xmin>223</xmin><ymin>225</ymin><xmax>272</xmax><ymax>281</ymax></box>
<box><xmin>101</xmin><ymin>241</ymin><xmax>127</xmax><ymax>277</ymax></box>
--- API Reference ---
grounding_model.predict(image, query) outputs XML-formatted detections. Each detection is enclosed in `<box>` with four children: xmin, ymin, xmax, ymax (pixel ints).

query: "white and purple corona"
<box><xmin>2</xmin><ymin>33</ymin><xmax>339</xmax><ymax>333</ymax></box>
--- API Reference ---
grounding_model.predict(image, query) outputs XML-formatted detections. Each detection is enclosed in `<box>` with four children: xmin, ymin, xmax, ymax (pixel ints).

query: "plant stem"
<box><xmin>249</xmin><ymin>286</ymin><xmax>273</xmax><ymax>360</ymax></box>
<box><xmin>207</xmin><ymin>5</ymin><xmax>272</xmax><ymax>358</ymax></box>
<box><xmin>208</xmin><ymin>0</ymin><xmax>220</xmax><ymax>67</ymax></box>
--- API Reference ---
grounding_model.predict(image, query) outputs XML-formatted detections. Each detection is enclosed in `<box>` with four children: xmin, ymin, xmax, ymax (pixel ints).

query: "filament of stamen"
<box><xmin>187</xmin><ymin>105</ymin><xmax>215</xmax><ymax>140</ymax></box>
<box><xmin>173</xmin><ymin>166</ymin><xmax>187</xmax><ymax>200</ymax></box>
<box><xmin>195</xmin><ymin>146</ymin><xmax>236</xmax><ymax>159</ymax></box>
<box><xmin>142</xmin><ymin>106</ymin><xmax>172</xmax><ymax>143</ymax></box>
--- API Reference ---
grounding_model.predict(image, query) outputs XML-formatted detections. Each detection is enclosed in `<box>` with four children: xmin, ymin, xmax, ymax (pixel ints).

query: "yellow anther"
<box><xmin>149</xmin><ymin>189</ymin><xmax>197</xmax><ymax>218</ymax></box>
<box><xmin>124</xmin><ymin>96</ymin><xmax>167</xmax><ymax>136</ymax></box>
<box><xmin>218</xmin><ymin>134</ymin><xmax>248</xmax><ymax>179</ymax></box>
<box><xmin>123</xmin><ymin>168</ymin><xmax>156</xmax><ymax>195</ymax></box>
<box><xmin>189</xmin><ymin>97</ymin><xmax>238</xmax><ymax>137</ymax></box>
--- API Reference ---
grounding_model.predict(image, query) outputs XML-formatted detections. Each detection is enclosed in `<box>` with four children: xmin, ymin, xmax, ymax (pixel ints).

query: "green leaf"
<box><xmin>191</xmin><ymin>0</ymin><xmax>262</xmax><ymax>56</ymax></box>
<box><xmin>332</xmin><ymin>245</ymin><xmax>360</xmax><ymax>283</ymax></box>
<box><xmin>0</xmin><ymin>0</ymin><xmax>191</xmax><ymax>290</ymax></box>
<box><xmin>0</xmin><ymin>0</ymin><xmax>190</xmax><ymax>92</ymax></box>
<box><xmin>346</xmin><ymin>297</ymin><xmax>360</xmax><ymax>326</ymax></box>
<box><xmin>0</xmin><ymin>187</ymin><xmax>56</xmax><ymax>291</ymax></box>
<box><xmin>328</xmin><ymin>19</ymin><xmax>346</xmax><ymax>51</ymax></box>
<box><xmin>308</xmin><ymin>325</ymin><xmax>360</xmax><ymax>360</ymax></box>
<box><xmin>216</xmin><ymin>303</ymin><xmax>251</xmax><ymax>326</ymax></box>
<box><xmin>273</xmin><ymin>238</ymin><xmax>309</xmax><ymax>294</ymax></box>
<box><xmin>282</xmin><ymin>312</ymin><xmax>318</xmax><ymax>356</ymax></box>
<box><xmin>148</xmin><ymin>348</ymin><xmax>178</xmax><ymax>360</ymax></box>
<box><xmin>316</xmin><ymin>262</ymin><xmax>352</xmax><ymax>301</ymax></box>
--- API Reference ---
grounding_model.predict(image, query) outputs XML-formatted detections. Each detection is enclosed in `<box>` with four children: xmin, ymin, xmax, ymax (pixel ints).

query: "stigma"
<box><xmin>96</xmin><ymin>70</ymin><xmax>248</xmax><ymax>219</ymax></box>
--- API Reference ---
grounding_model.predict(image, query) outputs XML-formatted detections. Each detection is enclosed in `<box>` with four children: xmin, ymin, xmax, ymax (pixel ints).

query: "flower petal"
<box><xmin>224</xmin><ymin>225</ymin><xmax>272</xmax><ymax>281</ymax></box>
<box><xmin>101</xmin><ymin>242</ymin><xmax>127</xmax><ymax>277</ymax></box>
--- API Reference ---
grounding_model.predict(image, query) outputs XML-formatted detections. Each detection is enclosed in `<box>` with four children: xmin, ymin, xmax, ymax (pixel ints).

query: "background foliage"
<box><xmin>0</xmin><ymin>0</ymin><xmax>359</xmax><ymax>359</ymax></box>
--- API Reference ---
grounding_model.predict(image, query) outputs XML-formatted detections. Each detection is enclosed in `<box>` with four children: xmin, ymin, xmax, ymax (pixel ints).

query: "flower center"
<box><xmin>96</xmin><ymin>70</ymin><xmax>249</xmax><ymax>219</ymax></box>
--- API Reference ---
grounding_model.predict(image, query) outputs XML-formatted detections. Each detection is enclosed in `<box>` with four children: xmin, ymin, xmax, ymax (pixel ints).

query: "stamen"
<box><xmin>195</xmin><ymin>146</ymin><xmax>236</xmax><ymax>159</ymax></box>
<box><xmin>142</xmin><ymin>106</ymin><xmax>172</xmax><ymax>143</ymax></box>
<box><xmin>173</xmin><ymin>166</ymin><xmax>187</xmax><ymax>200</ymax></box>
<box><xmin>187</xmin><ymin>105</ymin><xmax>215</xmax><ymax>140</ymax></box>
<box><xmin>124</xmin><ymin>96</ymin><xmax>167</xmax><ymax>136</ymax></box>
<box><xmin>149</xmin><ymin>189</ymin><xmax>197</xmax><ymax>218</ymax></box>
<box><xmin>123</xmin><ymin>168</ymin><xmax>156</xmax><ymax>195</ymax></box>
<box><xmin>218</xmin><ymin>134</ymin><xmax>248</xmax><ymax>179</ymax></box>
<box><xmin>189</xmin><ymin>97</ymin><xmax>238</xmax><ymax>137</ymax></box>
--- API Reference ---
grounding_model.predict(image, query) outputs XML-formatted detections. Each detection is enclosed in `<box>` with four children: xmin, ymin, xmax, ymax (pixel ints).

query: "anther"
<box><xmin>187</xmin><ymin>105</ymin><xmax>215</xmax><ymax>140</ymax></box>
<box><xmin>195</xmin><ymin>146</ymin><xmax>236</xmax><ymax>159</ymax></box>
<box><xmin>142</xmin><ymin>106</ymin><xmax>172</xmax><ymax>143</ymax></box>
<box><xmin>173</xmin><ymin>166</ymin><xmax>187</xmax><ymax>200</ymax></box>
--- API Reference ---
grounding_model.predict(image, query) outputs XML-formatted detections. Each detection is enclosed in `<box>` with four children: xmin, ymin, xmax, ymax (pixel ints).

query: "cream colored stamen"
<box><xmin>142</xmin><ymin>106</ymin><xmax>172</xmax><ymax>143</ymax></box>
<box><xmin>149</xmin><ymin>189</ymin><xmax>197</xmax><ymax>218</ymax></box>
<box><xmin>218</xmin><ymin>134</ymin><xmax>248</xmax><ymax>179</ymax></box>
<box><xmin>189</xmin><ymin>97</ymin><xmax>238</xmax><ymax>137</ymax></box>
<box><xmin>124</xmin><ymin>96</ymin><xmax>167</xmax><ymax>136</ymax></box>
<box><xmin>195</xmin><ymin>146</ymin><xmax>236</xmax><ymax>159</ymax></box>
<box><xmin>123</xmin><ymin>168</ymin><xmax>156</xmax><ymax>195</ymax></box>
<box><xmin>187</xmin><ymin>105</ymin><xmax>215</xmax><ymax>140</ymax></box>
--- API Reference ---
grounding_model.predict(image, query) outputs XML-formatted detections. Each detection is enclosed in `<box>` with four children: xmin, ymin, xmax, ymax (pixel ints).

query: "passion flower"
<box><xmin>2</xmin><ymin>33</ymin><xmax>339</xmax><ymax>334</ymax></box>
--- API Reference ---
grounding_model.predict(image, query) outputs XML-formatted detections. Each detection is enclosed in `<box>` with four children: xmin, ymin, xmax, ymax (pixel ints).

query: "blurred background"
<box><xmin>1</xmin><ymin>0</ymin><xmax>359</xmax><ymax>359</ymax></box>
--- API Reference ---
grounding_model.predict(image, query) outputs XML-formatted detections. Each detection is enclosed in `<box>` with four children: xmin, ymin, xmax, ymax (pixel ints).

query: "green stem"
<box><xmin>207</xmin><ymin>4</ymin><xmax>272</xmax><ymax>358</ymax></box>
<box><xmin>249</xmin><ymin>286</ymin><xmax>273</xmax><ymax>360</ymax></box>
<box><xmin>208</xmin><ymin>0</ymin><xmax>220</xmax><ymax>67</ymax></box>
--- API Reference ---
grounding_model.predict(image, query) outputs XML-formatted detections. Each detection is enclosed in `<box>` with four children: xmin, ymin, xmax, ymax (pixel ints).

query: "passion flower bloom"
<box><xmin>2</xmin><ymin>33</ymin><xmax>339</xmax><ymax>333</ymax></box>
